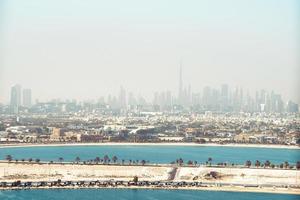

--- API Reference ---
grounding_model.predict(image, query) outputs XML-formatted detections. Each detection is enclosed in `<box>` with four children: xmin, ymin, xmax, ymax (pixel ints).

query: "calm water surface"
<box><xmin>0</xmin><ymin>189</ymin><xmax>299</xmax><ymax>200</ymax></box>
<box><xmin>0</xmin><ymin>145</ymin><xmax>299</xmax><ymax>164</ymax></box>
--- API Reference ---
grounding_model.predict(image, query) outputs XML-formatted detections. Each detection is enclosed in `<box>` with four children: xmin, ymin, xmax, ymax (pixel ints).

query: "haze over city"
<box><xmin>0</xmin><ymin>0</ymin><xmax>299</xmax><ymax>104</ymax></box>
<box><xmin>0</xmin><ymin>1</ymin><xmax>300</xmax><ymax>199</ymax></box>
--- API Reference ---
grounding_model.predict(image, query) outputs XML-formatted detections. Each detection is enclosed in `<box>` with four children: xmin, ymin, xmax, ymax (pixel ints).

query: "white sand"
<box><xmin>175</xmin><ymin>166</ymin><xmax>299</xmax><ymax>185</ymax></box>
<box><xmin>0</xmin><ymin>163</ymin><xmax>171</xmax><ymax>182</ymax></box>
<box><xmin>0</xmin><ymin>162</ymin><xmax>299</xmax><ymax>186</ymax></box>
<box><xmin>0</xmin><ymin>162</ymin><xmax>299</xmax><ymax>194</ymax></box>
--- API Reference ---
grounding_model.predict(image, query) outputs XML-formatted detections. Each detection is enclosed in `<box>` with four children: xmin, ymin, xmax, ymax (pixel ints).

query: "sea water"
<box><xmin>0</xmin><ymin>189</ymin><xmax>299</xmax><ymax>200</ymax></box>
<box><xmin>0</xmin><ymin>145</ymin><xmax>299</xmax><ymax>164</ymax></box>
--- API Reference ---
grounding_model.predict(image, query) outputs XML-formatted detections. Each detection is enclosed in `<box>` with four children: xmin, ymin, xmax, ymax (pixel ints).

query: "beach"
<box><xmin>0</xmin><ymin>162</ymin><xmax>299</xmax><ymax>194</ymax></box>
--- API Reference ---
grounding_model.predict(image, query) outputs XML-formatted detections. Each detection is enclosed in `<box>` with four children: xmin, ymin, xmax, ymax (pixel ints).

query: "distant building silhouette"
<box><xmin>23</xmin><ymin>88</ymin><xmax>32</xmax><ymax>108</ymax></box>
<box><xmin>10</xmin><ymin>84</ymin><xmax>21</xmax><ymax>113</ymax></box>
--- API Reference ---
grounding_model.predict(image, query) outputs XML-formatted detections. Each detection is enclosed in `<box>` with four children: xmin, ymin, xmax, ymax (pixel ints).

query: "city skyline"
<box><xmin>5</xmin><ymin>81</ymin><xmax>299</xmax><ymax>114</ymax></box>
<box><xmin>0</xmin><ymin>1</ymin><xmax>299</xmax><ymax>199</ymax></box>
<box><xmin>3</xmin><ymin>64</ymin><xmax>299</xmax><ymax>108</ymax></box>
<box><xmin>0</xmin><ymin>0</ymin><xmax>299</xmax><ymax>104</ymax></box>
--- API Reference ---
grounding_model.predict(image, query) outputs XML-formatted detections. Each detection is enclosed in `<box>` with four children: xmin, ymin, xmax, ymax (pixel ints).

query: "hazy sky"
<box><xmin>0</xmin><ymin>0</ymin><xmax>299</xmax><ymax>103</ymax></box>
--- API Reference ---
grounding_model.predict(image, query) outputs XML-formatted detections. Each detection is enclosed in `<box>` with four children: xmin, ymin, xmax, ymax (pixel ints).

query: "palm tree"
<box><xmin>112</xmin><ymin>156</ymin><xmax>118</xmax><ymax>163</ymax></box>
<box><xmin>35</xmin><ymin>158</ymin><xmax>40</xmax><ymax>163</ymax></box>
<box><xmin>264</xmin><ymin>160</ymin><xmax>271</xmax><ymax>168</ymax></box>
<box><xmin>296</xmin><ymin>161</ymin><xmax>300</xmax><ymax>170</ymax></box>
<box><xmin>75</xmin><ymin>156</ymin><xmax>80</xmax><ymax>163</ymax></box>
<box><xmin>122</xmin><ymin>159</ymin><xmax>125</xmax><ymax>165</ymax></box>
<box><xmin>141</xmin><ymin>160</ymin><xmax>146</xmax><ymax>166</ymax></box>
<box><xmin>178</xmin><ymin>158</ymin><xmax>184</xmax><ymax>166</ymax></box>
<box><xmin>95</xmin><ymin>157</ymin><xmax>100</xmax><ymax>163</ymax></box>
<box><xmin>28</xmin><ymin>158</ymin><xmax>33</xmax><ymax>163</ymax></box>
<box><xmin>58</xmin><ymin>157</ymin><xmax>64</xmax><ymax>163</ymax></box>
<box><xmin>255</xmin><ymin>160</ymin><xmax>261</xmax><ymax>168</ymax></box>
<box><xmin>245</xmin><ymin>160</ymin><xmax>251</xmax><ymax>168</ymax></box>
<box><xmin>279</xmin><ymin>163</ymin><xmax>284</xmax><ymax>169</ymax></box>
<box><xmin>208</xmin><ymin>157</ymin><xmax>212</xmax><ymax>166</ymax></box>
<box><xmin>5</xmin><ymin>155</ymin><xmax>12</xmax><ymax>162</ymax></box>
<box><xmin>187</xmin><ymin>160</ymin><xmax>193</xmax><ymax>165</ymax></box>
<box><xmin>284</xmin><ymin>161</ymin><xmax>289</xmax><ymax>169</ymax></box>
<box><xmin>271</xmin><ymin>164</ymin><xmax>275</xmax><ymax>168</ymax></box>
<box><xmin>103</xmin><ymin>155</ymin><xmax>109</xmax><ymax>163</ymax></box>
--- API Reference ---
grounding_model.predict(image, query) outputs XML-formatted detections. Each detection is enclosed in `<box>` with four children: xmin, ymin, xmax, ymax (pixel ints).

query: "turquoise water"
<box><xmin>0</xmin><ymin>145</ymin><xmax>299</xmax><ymax>199</ymax></box>
<box><xmin>0</xmin><ymin>145</ymin><xmax>299</xmax><ymax>164</ymax></box>
<box><xmin>0</xmin><ymin>189</ymin><xmax>299</xmax><ymax>200</ymax></box>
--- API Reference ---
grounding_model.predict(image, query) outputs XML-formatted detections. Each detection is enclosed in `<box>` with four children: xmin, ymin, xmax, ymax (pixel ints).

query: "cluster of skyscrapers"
<box><xmin>10</xmin><ymin>84</ymin><xmax>32</xmax><ymax>113</ymax></box>
<box><xmin>150</xmin><ymin>67</ymin><xmax>299</xmax><ymax>113</ymax></box>
<box><xmin>8</xmin><ymin>67</ymin><xmax>299</xmax><ymax>114</ymax></box>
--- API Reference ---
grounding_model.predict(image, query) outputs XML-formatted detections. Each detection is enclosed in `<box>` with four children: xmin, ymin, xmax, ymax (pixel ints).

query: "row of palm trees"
<box><xmin>71</xmin><ymin>156</ymin><xmax>149</xmax><ymax>166</ymax></box>
<box><xmin>171</xmin><ymin>157</ymin><xmax>213</xmax><ymax>166</ymax></box>
<box><xmin>4</xmin><ymin>155</ymin><xmax>149</xmax><ymax>166</ymax></box>
<box><xmin>244</xmin><ymin>160</ymin><xmax>300</xmax><ymax>169</ymax></box>
<box><xmin>5</xmin><ymin>155</ymin><xmax>40</xmax><ymax>163</ymax></box>
<box><xmin>171</xmin><ymin>157</ymin><xmax>300</xmax><ymax>170</ymax></box>
<box><xmin>4</xmin><ymin>155</ymin><xmax>300</xmax><ymax>170</ymax></box>
<box><xmin>245</xmin><ymin>160</ymin><xmax>272</xmax><ymax>168</ymax></box>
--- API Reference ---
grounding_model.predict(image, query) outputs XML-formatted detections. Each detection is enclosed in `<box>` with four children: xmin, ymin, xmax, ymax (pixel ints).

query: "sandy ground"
<box><xmin>175</xmin><ymin>166</ymin><xmax>299</xmax><ymax>185</ymax></box>
<box><xmin>0</xmin><ymin>163</ymin><xmax>171</xmax><ymax>182</ymax></box>
<box><xmin>0</xmin><ymin>142</ymin><xmax>299</xmax><ymax>149</ymax></box>
<box><xmin>0</xmin><ymin>162</ymin><xmax>299</xmax><ymax>185</ymax></box>
<box><xmin>0</xmin><ymin>162</ymin><xmax>299</xmax><ymax>194</ymax></box>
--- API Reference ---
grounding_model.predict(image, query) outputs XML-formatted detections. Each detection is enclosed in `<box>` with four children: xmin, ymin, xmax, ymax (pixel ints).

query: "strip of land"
<box><xmin>0</xmin><ymin>142</ymin><xmax>299</xmax><ymax>149</ymax></box>
<box><xmin>0</xmin><ymin>161</ymin><xmax>299</xmax><ymax>194</ymax></box>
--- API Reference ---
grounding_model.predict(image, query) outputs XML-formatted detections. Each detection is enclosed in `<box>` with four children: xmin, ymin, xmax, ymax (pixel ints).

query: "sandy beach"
<box><xmin>0</xmin><ymin>142</ymin><xmax>299</xmax><ymax>149</ymax></box>
<box><xmin>0</xmin><ymin>162</ymin><xmax>299</xmax><ymax>194</ymax></box>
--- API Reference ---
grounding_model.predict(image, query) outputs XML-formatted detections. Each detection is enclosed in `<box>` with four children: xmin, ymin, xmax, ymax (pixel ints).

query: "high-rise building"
<box><xmin>23</xmin><ymin>88</ymin><xmax>32</xmax><ymax>108</ymax></box>
<box><xmin>10</xmin><ymin>84</ymin><xmax>22</xmax><ymax>113</ymax></box>
<box><xmin>178</xmin><ymin>62</ymin><xmax>183</xmax><ymax>105</ymax></box>
<box><xmin>202</xmin><ymin>86</ymin><xmax>211</xmax><ymax>108</ymax></box>
<box><xmin>220</xmin><ymin>84</ymin><xmax>229</xmax><ymax>111</ymax></box>
<box><xmin>118</xmin><ymin>86</ymin><xmax>126</xmax><ymax>109</ymax></box>
<box><xmin>128</xmin><ymin>92</ymin><xmax>137</xmax><ymax>106</ymax></box>
<box><xmin>287</xmin><ymin>101</ymin><xmax>299</xmax><ymax>113</ymax></box>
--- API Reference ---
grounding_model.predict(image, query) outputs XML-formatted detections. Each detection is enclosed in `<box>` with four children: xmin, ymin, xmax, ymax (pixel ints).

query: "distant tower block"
<box><xmin>260</xmin><ymin>104</ymin><xmax>265</xmax><ymax>112</ymax></box>
<box><xmin>178</xmin><ymin>61</ymin><xmax>183</xmax><ymax>105</ymax></box>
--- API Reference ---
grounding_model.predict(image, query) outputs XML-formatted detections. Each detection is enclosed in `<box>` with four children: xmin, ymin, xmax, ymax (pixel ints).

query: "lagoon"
<box><xmin>0</xmin><ymin>145</ymin><xmax>299</xmax><ymax>164</ymax></box>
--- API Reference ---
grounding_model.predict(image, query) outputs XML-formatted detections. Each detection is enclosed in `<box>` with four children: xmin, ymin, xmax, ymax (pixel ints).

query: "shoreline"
<box><xmin>0</xmin><ymin>162</ymin><xmax>298</xmax><ymax>195</ymax></box>
<box><xmin>0</xmin><ymin>142</ymin><xmax>299</xmax><ymax>149</ymax></box>
<box><xmin>1</xmin><ymin>185</ymin><xmax>300</xmax><ymax>195</ymax></box>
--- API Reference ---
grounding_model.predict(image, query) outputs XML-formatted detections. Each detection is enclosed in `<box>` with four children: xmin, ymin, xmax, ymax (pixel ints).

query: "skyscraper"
<box><xmin>10</xmin><ymin>84</ymin><xmax>22</xmax><ymax>113</ymax></box>
<box><xmin>118</xmin><ymin>86</ymin><xmax>126</xmax><ymax>109</ymax></box>
<box><xmin>178</xmin><ymin>62</ymin><xmax>183</xmax><ymax>105</ymax></box>
<box><xmin>23</xmin><ymin>88</ymin><xmax>32</xmax><ymax>108</ymax></box>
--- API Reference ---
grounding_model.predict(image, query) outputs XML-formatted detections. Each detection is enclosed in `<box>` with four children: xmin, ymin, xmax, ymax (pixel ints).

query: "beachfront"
<box><xmin>0</xmin><ymin>161</ymin><xmax>299</xmax><ymax>194</ymax></box>
<box><xmin>0</xmin><ymin>142</ymin><xmax>299</xmax><ymax>150</ymax></box>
